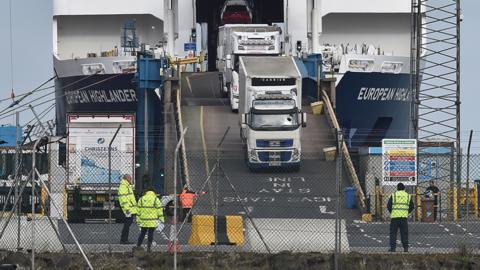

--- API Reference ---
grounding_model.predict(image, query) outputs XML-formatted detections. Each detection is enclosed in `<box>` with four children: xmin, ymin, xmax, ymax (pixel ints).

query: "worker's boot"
<box><xmin>403</xmin><ymin>247</ymin><xmax>408</xmax><ymax>252</ymax></box>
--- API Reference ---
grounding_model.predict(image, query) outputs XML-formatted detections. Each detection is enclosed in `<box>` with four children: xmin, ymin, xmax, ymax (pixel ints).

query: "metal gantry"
<box><xmin>411</xmin><ymin>0</ymin><xmax>461</xmax><ymax>146</ymax></box>
<box><xmin>411</xmin><ymin>0</ymin><xmax>462</xmax><ymax>220</ymax></box>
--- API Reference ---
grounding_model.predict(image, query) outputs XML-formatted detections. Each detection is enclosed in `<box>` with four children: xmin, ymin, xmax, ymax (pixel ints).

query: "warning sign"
<box><xmin>382</xmin><ymin>139</ymin><xmax>417</xmax><ymax>186</ymax></box>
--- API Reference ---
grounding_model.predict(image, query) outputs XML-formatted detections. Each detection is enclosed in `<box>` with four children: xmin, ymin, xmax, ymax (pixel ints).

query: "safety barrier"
<box><xmin>188</xmin><ymin>215</ymin><xmax>244</xmax><ymax>246</ymax></box>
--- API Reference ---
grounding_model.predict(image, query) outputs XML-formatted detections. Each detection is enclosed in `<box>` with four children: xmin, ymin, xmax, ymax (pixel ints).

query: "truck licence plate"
<box><xmin>268</xmin><ymin>161</ymin><xmax>281</xmax><ymax>166</ymax></box>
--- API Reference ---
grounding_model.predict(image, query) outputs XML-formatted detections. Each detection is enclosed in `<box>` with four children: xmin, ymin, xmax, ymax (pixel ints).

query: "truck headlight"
<box><xmin>249</xmin><ymin>150</ymin><xmax>258</xmax><ymax>161</ymax></box>
<box><xmin>268</xmin><ymin>45</ymin><xmax>275</xmax><ymax>50</ymax></box>
<box><xmin>238</xmin><ymin>45</ymin><xmax>245</xmax><ymax>50</ymax></box>
<box><xmin>291</xmin><ymin>149</ymin><xmax>300</xmax><ymax>161</ymax></box>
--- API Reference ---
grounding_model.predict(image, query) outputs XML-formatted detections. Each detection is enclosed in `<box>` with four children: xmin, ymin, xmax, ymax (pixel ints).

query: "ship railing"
<box><xmin>321</xmin><ymin>89</ymin><xmax>367</xmax><ymax>209</ymax></box>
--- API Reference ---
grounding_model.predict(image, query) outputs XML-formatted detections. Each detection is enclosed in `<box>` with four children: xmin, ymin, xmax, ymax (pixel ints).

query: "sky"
<box><xmin>0</xmin><ymin>0</ymin><xmax>479</xmax><ymax>150</ymax></box>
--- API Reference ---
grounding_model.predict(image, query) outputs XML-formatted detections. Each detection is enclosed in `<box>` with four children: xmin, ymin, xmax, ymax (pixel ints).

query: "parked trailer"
<box><xmin>66</xmin><ymin>114</ymin><xmax>135</xmax><ymax>222</ymax></box>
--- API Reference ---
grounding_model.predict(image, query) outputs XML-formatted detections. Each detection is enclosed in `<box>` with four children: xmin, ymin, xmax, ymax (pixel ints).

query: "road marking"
<box><xmin>444</xmin><ymin>228</ymin><xmax>449</xmax><ymax>232</ymax></box>
<box><xmin>319</xmin><ymin>205</ymin><xmax>335</xmax><ymax>215</ymax></box>
<box><xmin>360</xmin><ymin>229</ymin><xmax>365</xmax><ymax>233</ymax></box>
<box><xmin>200</xmin><ymin>106</ymin><xmax>210</xmax><ymax>175</ymax></box>
<box><xmin>186</xmin><ymin>76</ymin><xmax>193</xmax><ymax>94</ymax></box>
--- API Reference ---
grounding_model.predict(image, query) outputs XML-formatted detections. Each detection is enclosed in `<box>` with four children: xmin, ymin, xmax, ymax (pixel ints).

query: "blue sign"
<box><xmin>0</xmin><ymin>126</ymin><xmax>21</xmax><ymax>147</ymax></box>
<box><xmin>184</xmin><ymin>42</ymin><xmax>196</xmax><ymax>51</ymax></box>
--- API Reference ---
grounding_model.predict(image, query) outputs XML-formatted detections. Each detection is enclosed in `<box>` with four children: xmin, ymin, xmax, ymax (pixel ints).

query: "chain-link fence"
<box><xmin>2</xmin><ymin>138</ymin><xmax>480</xmax><ymax>268</ymax></box>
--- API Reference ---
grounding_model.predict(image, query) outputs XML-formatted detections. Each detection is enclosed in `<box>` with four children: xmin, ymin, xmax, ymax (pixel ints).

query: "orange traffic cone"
<box><xmin>167</xmin><ymin>218</ymin><xmax>180</xmax><ymax>253</ymax></box>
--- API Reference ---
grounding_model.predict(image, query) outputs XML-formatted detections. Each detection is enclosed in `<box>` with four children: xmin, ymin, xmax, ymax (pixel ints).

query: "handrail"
<box><xmin>175</xmin><ymin>87</ymin><xmax>190</xmax><ymax>187</ymax></box>
<box><xmin>322</xmin><ymin>90</ymin><xmax>366</xmax><ymax>209</ymax></box>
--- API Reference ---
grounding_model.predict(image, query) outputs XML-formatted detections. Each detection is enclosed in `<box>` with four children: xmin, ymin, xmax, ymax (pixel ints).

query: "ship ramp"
<box><xmin>175</xmin><ymin>71</ymin><xmax>361</xmax><ymax>252</ymax></box>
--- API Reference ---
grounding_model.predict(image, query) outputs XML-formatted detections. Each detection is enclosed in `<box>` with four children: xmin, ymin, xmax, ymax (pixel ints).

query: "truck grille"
<box><xmin>258</xmin><ymin>151</ymin><xmax>292</xmax><ymax>162</ymax></box>
<box><xmin>256</xmin><ymin>139</ymin><xmax>293</xmax><ymax>148</ymax></box>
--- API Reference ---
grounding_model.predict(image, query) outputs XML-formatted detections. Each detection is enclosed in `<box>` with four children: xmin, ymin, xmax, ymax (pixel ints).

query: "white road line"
<box><xmin>360</xmin><ymin>229</ymin><xmax>365</xmax><ymax>232</ymax></box>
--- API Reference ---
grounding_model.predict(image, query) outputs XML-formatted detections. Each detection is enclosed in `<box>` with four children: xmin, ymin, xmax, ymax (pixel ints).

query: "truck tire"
<box><xmin>224</xmin><ymin>82</ymin><xmax>231</xmax><ymax>98</ymax></box>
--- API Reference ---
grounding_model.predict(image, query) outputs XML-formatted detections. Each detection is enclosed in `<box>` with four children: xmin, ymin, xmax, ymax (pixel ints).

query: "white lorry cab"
<box><xmin>239</xmin><ymin>56</ymin><xmax>306</xmax><ymax>171</ymax></box>
<box><xmin>217</xmin><ymin>24</ymin><xmax>282</xmax><ymax>112</ymax></box>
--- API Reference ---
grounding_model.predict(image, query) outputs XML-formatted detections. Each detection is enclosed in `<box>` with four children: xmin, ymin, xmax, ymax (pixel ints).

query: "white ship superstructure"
<box><xmin>53</xmin><ymin>0</ymin><xmax>198</xmax><ymax>77</ymax></box>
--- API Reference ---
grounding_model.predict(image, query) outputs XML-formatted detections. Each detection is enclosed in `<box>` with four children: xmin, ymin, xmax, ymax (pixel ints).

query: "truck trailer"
<box><xmin>65</xmin><ymin>114</ymin><xmax>135</xmax><ymax>222</ymax></box>
<box><xmin>239</xmin><ymin>56</ymin><xmax>306</xmax><ymax>170</ymax></box>
<box><xmin>217</xmin><ymin>24</ymin><xmax>282</xmax><ymax>111</ymax></box>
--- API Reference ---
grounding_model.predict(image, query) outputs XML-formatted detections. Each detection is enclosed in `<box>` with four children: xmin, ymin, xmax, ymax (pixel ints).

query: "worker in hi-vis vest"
<box><xmin>136</xmin><ymin>187</ymin><xmax>165</xmax><ymax>252</ymax></box>
<box><xmin>118</xmin><ymin>174</ymin><xmax>137</xmax><ymax>244</ymax></box>
<box><xmin>179</xmin><ymin>186</ymin><xmax>206</xmax><ymax>223</ymax></box>
<box><xmin>387</xmin><ymin>182</ymin><xmax>414</xmax><ymax>252</ymax></box>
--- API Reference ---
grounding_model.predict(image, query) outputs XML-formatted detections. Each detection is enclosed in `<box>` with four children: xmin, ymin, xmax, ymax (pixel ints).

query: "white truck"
<box><xmin>239</xmin><ymin>56</ymin><xmax>306</xmax><ymax>171</ymax></box>
<box><xmin>217</xmin><ymin>24</ymin><xmax>282</xmax><ymax>111</ymax></box>
<box><xmin>65</xmin><ymin>114</ymin><xmax>135</xmax><ymax>222</ymax></box>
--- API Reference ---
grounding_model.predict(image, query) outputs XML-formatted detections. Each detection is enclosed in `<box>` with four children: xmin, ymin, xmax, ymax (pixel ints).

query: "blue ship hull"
<box><xmin>335</xmin><ymin>72</ymin><xmax>412</xmax><ymax>148</ymax></box>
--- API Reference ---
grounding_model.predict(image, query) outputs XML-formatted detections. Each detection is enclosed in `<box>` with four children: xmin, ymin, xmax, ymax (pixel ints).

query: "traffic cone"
<box><xmin>167</xmin><ymin>218</ymin><xmax>180</xmax><ymax>253</ymax></box>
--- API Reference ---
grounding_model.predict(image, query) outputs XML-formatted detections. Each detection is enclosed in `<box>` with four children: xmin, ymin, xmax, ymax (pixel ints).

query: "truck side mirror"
<box><xmin>301</xmin><ymin>112</ymin><xmax>307</xmax><ymax>127</ymax></box>
<box><xmin>226</xmin><ymin>54</ymin><xmax>232</xmax><ymax>69</ymax></box>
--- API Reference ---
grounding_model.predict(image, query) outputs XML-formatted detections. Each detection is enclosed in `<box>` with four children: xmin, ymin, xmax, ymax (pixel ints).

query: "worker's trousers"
<box><xmin>120</xmin><ymin>215</ymin><xmax>134</xmax><ymax>243</ymax></box>
<box><xmin>389</xmin><ymin>218</ymin><xmax>408</xmax><ymax>250</ymax></box>
<box><xmin>137</xmin><ymin>227</ymin><xmax>155</xmax><ymax>250</ymax></box>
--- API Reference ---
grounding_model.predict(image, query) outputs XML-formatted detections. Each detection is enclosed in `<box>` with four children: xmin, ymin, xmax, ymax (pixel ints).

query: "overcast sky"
<box><xmin>0</xmin><ymin>0</ymin><xmax>479</xmax><ymax>149</ymax></box>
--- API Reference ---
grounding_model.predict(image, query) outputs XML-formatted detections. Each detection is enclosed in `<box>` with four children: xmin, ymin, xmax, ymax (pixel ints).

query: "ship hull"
<box><xmin>335</xmin><ymin>71</ymin><xmax>412</xmax><ymax>148</ymax></box>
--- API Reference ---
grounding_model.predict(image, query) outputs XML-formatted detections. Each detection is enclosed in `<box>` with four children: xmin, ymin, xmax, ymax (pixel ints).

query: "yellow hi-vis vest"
<box><xmin>391</xmin><ymin>190</ymin><xmax>411</xmax><ymax>218</ymax></box>
<box><xmin>137</xmin><ymin>191</ymin><xmax>165</xmax><ymax>228</ymax></box>
<box><xmin>118</xmin><ymin>179</ymin><xmax>137</xmax><ymax>215</ymax></box>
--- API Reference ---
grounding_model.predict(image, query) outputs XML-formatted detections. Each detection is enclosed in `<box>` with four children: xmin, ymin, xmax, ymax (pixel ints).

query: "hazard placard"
<box><xmin>382</xmin><ymin>139</ymin><xmax>417</xmax><ymax>186</ymax></box>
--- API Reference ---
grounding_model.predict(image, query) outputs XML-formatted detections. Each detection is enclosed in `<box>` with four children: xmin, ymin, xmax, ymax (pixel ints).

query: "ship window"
<box><xmin>348</xmin><ymin>59</ymin><xmax>374</xmax><ymax>72</ymax></box>
<box><xmin>381</xmin><ymin>61</ymin><xmax>403</xmax><ymax>74</ymax></box>
<box><xmin>113</xmin><ymin>60</ymin><xmax>137</xmax><ymax>74</ymax></box>
<box><xmin>81</xmin><ymin>63</ymin><xmax>105</xmax><ymax>75</ymax></box>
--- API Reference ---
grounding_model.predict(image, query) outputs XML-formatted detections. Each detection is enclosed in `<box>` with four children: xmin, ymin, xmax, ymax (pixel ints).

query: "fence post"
<box><xmin>466</xmin><ymin>130</ymin><xmax>473</xmax><ymax>232</ymax></box>
<box><xmin>173</xmin><ymin>127</ymin><xmax>188</xmax><ymax>270</ymax></box>
<box><xmin>108</xmin><ymin>124</ymin><xmax>122</xmax><ymax>254</ymax></box>
<box><xmin>334</xmin><ymin>128</ymin><xmax>343</xmax><ymax>270</ymax></box>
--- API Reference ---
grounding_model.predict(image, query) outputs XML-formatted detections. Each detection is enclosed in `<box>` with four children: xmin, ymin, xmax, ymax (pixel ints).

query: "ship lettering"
<box><xmin>357</xmin><ymin>87</ymin><xmax>409</xmax><ymax>101</ymax></box>
<box><xmin>66</xmin><ymin>89</ymin><xmax>137</xmax><ymax>105</ymax></box>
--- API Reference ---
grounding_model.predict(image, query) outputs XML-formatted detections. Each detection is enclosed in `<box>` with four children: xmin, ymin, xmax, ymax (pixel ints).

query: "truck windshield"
<box><xmin>250</xmin><ymin>111</ymin><xmax>299</xmax><ymax>131</ymax></box>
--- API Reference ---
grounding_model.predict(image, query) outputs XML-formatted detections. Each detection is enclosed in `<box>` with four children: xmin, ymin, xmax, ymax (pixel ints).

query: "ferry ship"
<box><xmin>53</xmin><ymin>0</ymin><xmax>413</xmax><ymax>148</ymax></box>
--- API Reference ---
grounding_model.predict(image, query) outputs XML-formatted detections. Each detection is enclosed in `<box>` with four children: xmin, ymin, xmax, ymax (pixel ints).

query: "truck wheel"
<box><xmin>224</xmin><ymin>83</ymin><xmax>231</xmax><ymax>98</ymax></box>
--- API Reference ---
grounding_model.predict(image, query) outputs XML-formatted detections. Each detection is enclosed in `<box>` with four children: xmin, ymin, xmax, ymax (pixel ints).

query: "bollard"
<box><xmin>416</xmin><ymin>187</ymin><xmax>422</xmax><ymax>222</ymax></box>
<box><xmin>473</xmin><ymin>185</ymin><xmax>479</xmax><ymax>218</ymax></box>
<box><xmin>453</xmin><ymin>187</ymin><xmax>458</xmax><ymax>223</ymax></box>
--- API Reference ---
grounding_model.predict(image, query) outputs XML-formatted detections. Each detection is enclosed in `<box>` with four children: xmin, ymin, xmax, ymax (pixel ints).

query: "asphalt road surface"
<box><xmin>179</xmin><ymin>73</ymin><xmax>358</xmax><ymax>220</ymax></box>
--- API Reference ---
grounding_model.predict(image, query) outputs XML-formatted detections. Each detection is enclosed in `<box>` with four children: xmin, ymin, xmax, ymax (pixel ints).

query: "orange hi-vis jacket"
<box><xmin>179</xmin><ymin>190</ymin><xmax>196</xmax><ymax>208</ymax></box>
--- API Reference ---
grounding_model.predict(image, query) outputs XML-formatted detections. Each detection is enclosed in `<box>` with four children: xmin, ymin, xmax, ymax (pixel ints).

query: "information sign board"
<box><xmin>382</xmin><ymin>139</ymin><xmax>417</xmax><ymax>186</ymax></box>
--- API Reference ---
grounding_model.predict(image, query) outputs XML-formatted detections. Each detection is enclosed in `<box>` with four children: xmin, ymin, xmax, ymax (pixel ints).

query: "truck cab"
<box><xmin>239</xmin><ymin>56</ymin><xmax>306</xmax><ymax>171</ymax></box>
<box><xmin>217</xmin><ymin>25</ymin><xmax>282</xmax><ymax>112</ymax></box>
